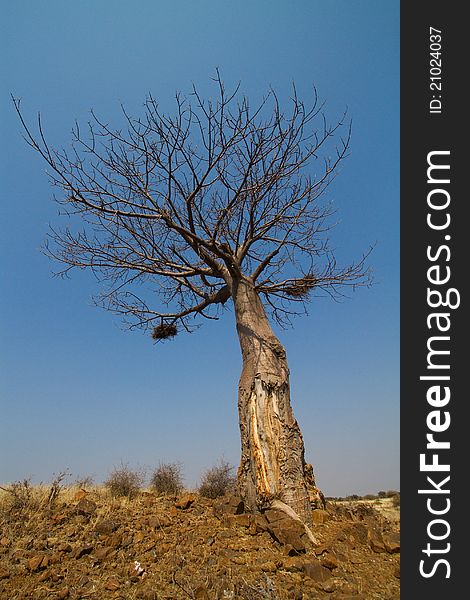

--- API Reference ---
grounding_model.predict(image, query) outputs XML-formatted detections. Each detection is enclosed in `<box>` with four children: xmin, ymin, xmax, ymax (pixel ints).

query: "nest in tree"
<box><xmin>151</xmin><ymin>323</ymin><xmax>178</xmax><ymax>340</ymax></box>
<box><xmin>283</xmin><ymin>274</ymin><xmax>316</xmax><ymax>298</ymax></box>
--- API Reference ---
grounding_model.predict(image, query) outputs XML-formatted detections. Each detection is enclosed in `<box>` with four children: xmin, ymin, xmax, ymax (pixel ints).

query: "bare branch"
<box><xmin>15</xmin><ymin>77</ymin><xmax>371</xmax><ymax>335</ymax></box>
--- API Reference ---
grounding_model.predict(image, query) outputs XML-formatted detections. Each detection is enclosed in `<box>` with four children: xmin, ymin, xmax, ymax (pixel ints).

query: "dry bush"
<box><xmin>0</xmin><ymin>471</ymin><xmax>69</xmax><ymax>513</ymax></box>
<box><xmin>46</xmin><ymin>471</ymin><xmax>69</xmax><ymax>504</ymax></box>
<box><xmin>105</xmin><ymin>463</ymin><xmax>145</xmax><ymax>499</ymax></box>
<box><xmin>198</xmin><ymin>460</ymin><xmax>236</xmax><ymax>499</ymax></box>
<box><xmin>392</xmin><ymin>492</ymin><xmax>400</xmax><ymax>507</ymax></box>
<box><xmin>73</xmin><ymin>475</ymin><xmax>95</xmax><ymax>489</ymax></box>
<box><xmin>150</xmin><ymin>462</ymin><xmax>184</xmax><ymax>496</ymax></box>
<box><xmin>0</xmin><ymin>479</ymin><xmax>37</xmax><ymax>512</ymax></box>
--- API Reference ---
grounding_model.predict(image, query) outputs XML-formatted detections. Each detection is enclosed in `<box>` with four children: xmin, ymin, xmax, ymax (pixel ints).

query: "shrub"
<box><xmin>105</xmin><ymin>463</ymin><xmax>145</xmax><ymax>499</ymax></box>
<box><xmin>198</xmin><ymin>460</ymin><xmax>236</xmax><ymax>499</ymax></box>
<box><xmin>150</xmin><ymin>462</ymin><xmax>183</xmax><ymax>496</ymax></box>
<box><xmin>392</xmin><ymin>492</ymin><xmax>400</xmax><ymax>507</ymax></box>
<box><xmin>74</xmin><ymin>475</ymin><xmax>95</xmax><ymax>489</ymax></box>
<box><xmin>0</xmin><ymin>479</ymin><xmax>37</xmax><ymax>512</ymax></box>
<box><xmin>0</xmin><ymin>471</ymin><xmax>69</xmax><ymax>512</ymax></box>
<box><xmin>46</xmin><ymin>471</ymin><xmax>69</xmax><ymax>505</ymax></box>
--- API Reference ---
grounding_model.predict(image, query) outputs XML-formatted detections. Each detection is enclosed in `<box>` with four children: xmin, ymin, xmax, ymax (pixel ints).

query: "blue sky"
<box><xmin>1</xmin><ymin>1</ymin><xmax>399</xmax><ymax>497</ymax></box>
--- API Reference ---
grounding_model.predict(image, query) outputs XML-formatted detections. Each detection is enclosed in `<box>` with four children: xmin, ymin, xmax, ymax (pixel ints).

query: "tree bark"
<box><xmin>232</xmin><ymin>277</ymin><xmax>313</xmax><ymax>525</ymax></box>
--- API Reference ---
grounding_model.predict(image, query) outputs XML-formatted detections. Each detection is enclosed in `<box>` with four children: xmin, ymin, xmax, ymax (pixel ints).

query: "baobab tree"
<box><xmin>14</xmin><ymin>74</ymin><xmax>370</xmax><ymax>528</ymax></box>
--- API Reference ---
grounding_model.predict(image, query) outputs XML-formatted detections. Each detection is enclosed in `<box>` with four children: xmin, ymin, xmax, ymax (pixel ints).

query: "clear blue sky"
<box><xmin>1</xmin><ymin>1</ymin><xmax>399</xmax><ymax>497</ymax></box>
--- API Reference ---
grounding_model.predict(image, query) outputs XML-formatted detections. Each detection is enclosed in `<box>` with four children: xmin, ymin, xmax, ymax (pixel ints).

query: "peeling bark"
<box><xmin>232</xmin><ymin>278</ymin><xmax>313</xmax><ymax>526</ymax></box>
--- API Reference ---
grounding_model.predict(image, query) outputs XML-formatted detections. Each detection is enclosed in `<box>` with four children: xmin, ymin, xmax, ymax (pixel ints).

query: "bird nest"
<box><xmin>151</xmin><ymin>323</ymin><xmax>178</xmax><ymax>340</ymax></box>
<box><xmin>283</xmin><ymin>274</ymin><xmax>316</xmax><ymax>298</ymax></box>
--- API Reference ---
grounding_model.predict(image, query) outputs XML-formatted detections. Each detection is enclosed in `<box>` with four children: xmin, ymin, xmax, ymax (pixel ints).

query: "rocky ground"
<box><xmin>0</xmin><ymin>487</ymin><xmax>400</xmax><ymax>599</ymax></box>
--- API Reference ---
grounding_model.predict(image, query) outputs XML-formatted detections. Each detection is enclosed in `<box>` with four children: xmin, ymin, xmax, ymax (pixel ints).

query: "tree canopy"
<box><xmin>14</xmin><ymin>74</ymin><xmax>371</xmax><ymax>339</ymax></box>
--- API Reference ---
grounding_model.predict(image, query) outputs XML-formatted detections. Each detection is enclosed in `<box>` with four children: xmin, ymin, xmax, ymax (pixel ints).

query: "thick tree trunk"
<box><xmin>232</xmin><ymin>277</ymin><xmax>313</xmax><ymax>525</ymax></box>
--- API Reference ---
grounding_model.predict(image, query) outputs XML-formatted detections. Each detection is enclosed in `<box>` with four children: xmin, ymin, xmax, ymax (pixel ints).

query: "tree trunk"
<box><xmin>232</xmin><ymin>277</ymin><xmax>313</xmax><ymax>525</ymax></box>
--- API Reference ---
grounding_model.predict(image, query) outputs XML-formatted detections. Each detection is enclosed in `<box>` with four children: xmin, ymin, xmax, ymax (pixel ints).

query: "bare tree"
<box><xmin>14</xmin><ymin>74</ymin><xmax>371</xmax><ymax>526</ymax></box>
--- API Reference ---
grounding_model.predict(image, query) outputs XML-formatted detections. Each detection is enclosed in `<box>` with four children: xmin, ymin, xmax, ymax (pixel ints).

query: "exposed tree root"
<box><xmin>271</xmin><ymin>499</ymin><xmax>319</xmax><ymax>546</ymax></box>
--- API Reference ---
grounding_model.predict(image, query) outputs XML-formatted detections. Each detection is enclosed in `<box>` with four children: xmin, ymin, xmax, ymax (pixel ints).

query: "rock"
<box><xmin>368</xmin><ymin>527</ymin><xmax>386</xmax><ymax>553</ymax></box>
<box><xmin>147</xmin><ymin>516</ymin><xmax>159</xmax><ymax>528</ymax></box>
<box><xmin>37</xmin><ymin>568</ymin><xmax>52</xmax><ymax>582</ymax></box>
<box><xmin>282</xmin><ymin>556</ymin><xmax>305</xmax><ymax>572</ymax></box>
<box><xmin>134</xmin><ymin>531</ymin><xmax>145</xmax><ymax>543</ymax></box>
<box><xmin>175</xmin><ymin>494</ymin><xmax>196</xmax><ymax>509</ymax></box>
<box><xmin>264</xmin><ymin>509</ymin><xmax>285</xmax><ymax>524</ymax></box>
<box><xmin>227</xmin><ymin>513</ymin><xmax>251</xmax><ymax>528</ymax></box>
<box><xmin>0</xmin><ymin>483</ymin><xmax>400</xmax><ymax>599</ymax></box>
<box><xmin>41</xmin><ymin>555</ymin><xmax>50</xmax><ymax>568</ymax></box>
<box><xmin>46</xmin><ymin>536</ymin><xmax>59</xmax><ymax>546</ymax></box>
<box><xmin>286</xmin><ymin>584</ymin><xmax>303</xmax><ymax>600</ymax></box>
<box><xmin>394</xmin><ymin>562</ymin><xmax>401</xmax><ymax>578</ymax></box>
<box><xmin>320</xmin><ymin>578</ymin><xmax>337</xmax><ymax>593</ymax></box>
<box><xmin>75</xmin><ymin>498</ymin><xmax>97</xmax><ymax>516</ymax></box>
<box><xmin>195</xmin><ymin>585</ymin><xmax>210</xmax><ymax>599</ymax></box>
<box><xmin>249</xmin><ymin>513</ymin><xmax>269</xmax><ymax>534</ymax></box>
<box><xmin>73</xmin><ymin>544</ymin><xmax>93</xmax><ymax>559</ymax></box>
<box><xmin>260</xmin><ymin>561</ymin><xmax>277</xmax><ymax>572</ymax></box>
<box><xmin>137</xmin><ymin>590</ymin><xmax>158</xmax><ymax>600</ymax></box>
<box><xmin>303</xmin><ymin>559</ymin><xmax>331</xmax><ymax>582</ymax></box>
<box><xmin>312</xmin><ymin>509</ymin><xmax>330</xmax><ymax>524</ymax></box>
<box><xmin>75</xmin><ymin>514</ymin><xmax>89</xmax><ymax>525</ymax></box>
<box><xmin>142</xmin><ymin>539</ymin><xmax>157</xmax><ymax>552</ymax></box>
<box><xmin>217</xmin><ymin>530</ymin><xmax>236</xmax><ymax>541</ymax></box>
<box><xmin>27</xmin><ymin>555</ymin><xmax>45</xmax><ymax>571</ymax></box>
<box><xmin>148</xmin><ymin>515</ymin><xmax>172</xmax><ymax>528</ymax></box>
<box><xmin>93</xmin><ymin>546</ymin><xmax>114</xmax><ymax>561</ymax></box>
<box><xmin>155</xmin><ymin>542</ymin><xmax>172</xmax><ymax>556</ymax></box>
<box><xmin>333</xmin><ymin>550</ymin><xmax>349</xmax><ymax>563</ymax></box>
<box><xmin>141</xmin><ymin>491</ymin><xmax>157</xmax><ymax>506</ymax></box>
<box><xmin>73</xmin><ymin>489</ymin><xmax>88</xmax><ymax>501</ymax></box>
<box><xmin>283</xmin><ymin>544</ymin><xmax>301</xmax><ymax>557</ymax></box>
<box><xmin>104</xmin><ymin>576</ymin><xmax>121</xmax><ymax>591</ymax></box>
<box><xmin>384</xmin><ymin>531</ymin><xmax>400</xmax><ymax>553</ymax></box>
<box><xmin>214</xmin><ymin>495</ymin><xmax>244</xmax><ymax>517</ymax></box>
<box><xmin>108</xmin><ymin>534</ymin><xmax>122</xmax><ymax>549</ymax></box>
<box><xmin>94</xmin><ymin>520</ymin><xmax>117</xmax><ymax>535</ymax></box>
<box><xmin>320</xmin><ymin>553</ymin><xmax>339</xmax><ymax>570</ymax></box>
<box><xmin>267</xmin><ymin>517</ymin><xmax>307</xmax><ymax>553</ymax></box>
<box><xmin>340</xmin><ymin>583</ymin><xmax>361</xmax><ymax>595</ymax></box>
<box><xmin>347</xmin><ymin>523</ymin><xmax>368</xmax><ymax>546</ymax></box>
<box><xmin>52</xmin><ymin>513</ymin><xmax>68</xmax><ymax>524</ymax></box>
